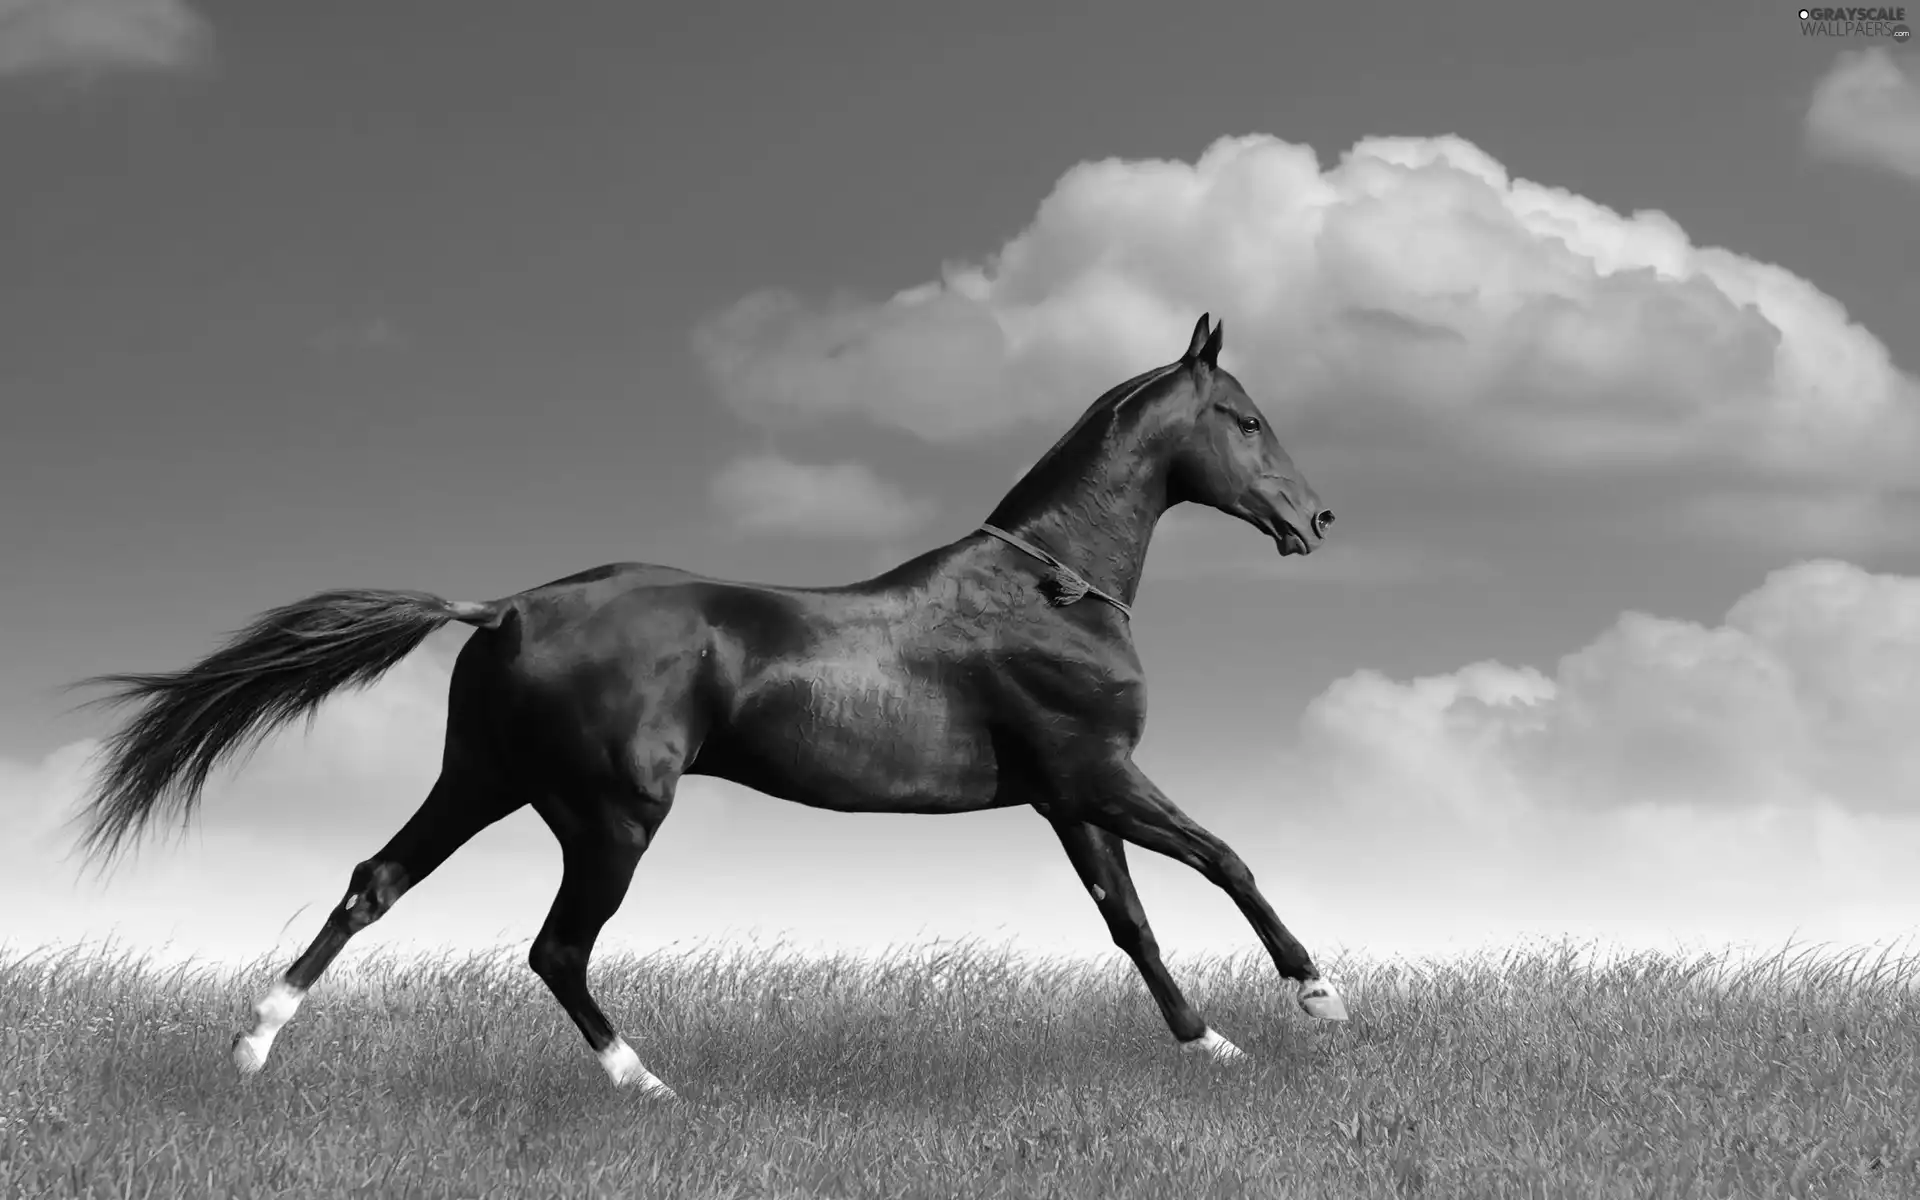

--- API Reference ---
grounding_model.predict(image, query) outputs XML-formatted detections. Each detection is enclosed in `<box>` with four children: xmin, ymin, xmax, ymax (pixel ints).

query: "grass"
<box><xmin>3</xmin><ymin>939</ymin><xmax>1919</xmax><ymax>1199</ymax></box>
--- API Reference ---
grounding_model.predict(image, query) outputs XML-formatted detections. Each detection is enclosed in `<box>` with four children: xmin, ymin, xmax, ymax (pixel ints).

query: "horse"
<box><xmin>70</xmin><ymin>313</ymin><xmax>1344</xmax><ymax>1100</ymax></box>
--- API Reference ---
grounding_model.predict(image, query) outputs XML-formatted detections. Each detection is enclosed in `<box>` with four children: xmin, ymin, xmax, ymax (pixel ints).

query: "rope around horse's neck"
<box><xmin>975</xmin><ymin>524</ymin><xmax>1134</xmax><ymax>620</ymax></box>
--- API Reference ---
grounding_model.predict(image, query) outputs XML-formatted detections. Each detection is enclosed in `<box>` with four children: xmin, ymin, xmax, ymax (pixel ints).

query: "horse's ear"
<box><xmin>1198</xmin><ymin>319</ymin><xmax>1223</xmax><ymax>368</ymax></box>
<box><xmin>1183</xmin><ymin>313</ymin><xmax>1212</xmax><ymax>362</ymax></box>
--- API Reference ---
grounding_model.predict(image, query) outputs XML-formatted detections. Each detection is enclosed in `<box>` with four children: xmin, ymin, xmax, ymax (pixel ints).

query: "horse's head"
<box><xmin>1161</xmin><ymin>314</ymin><xmax>1332</xmax><ymax>557</ymax></box>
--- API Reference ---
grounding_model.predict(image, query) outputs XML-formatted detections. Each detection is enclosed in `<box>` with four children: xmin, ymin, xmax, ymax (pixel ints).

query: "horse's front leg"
<box><xmin>1072</xmin><ymin>758</ymin><xmax>1349</xmax><ymax>1022</ymax></box>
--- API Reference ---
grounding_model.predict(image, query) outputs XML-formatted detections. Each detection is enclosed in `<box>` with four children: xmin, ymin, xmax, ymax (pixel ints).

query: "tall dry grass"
<box><xmin>4</xmin><ymin>938</ymin><xmax>1918</xmax><ymax>1198</ymax></box>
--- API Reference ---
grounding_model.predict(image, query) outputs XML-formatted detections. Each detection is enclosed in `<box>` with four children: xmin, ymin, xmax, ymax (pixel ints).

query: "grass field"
<box><xmin>3</xmin><ymin>939</ymin><xmax>1918</xmax><ymax>1199</ymax></box>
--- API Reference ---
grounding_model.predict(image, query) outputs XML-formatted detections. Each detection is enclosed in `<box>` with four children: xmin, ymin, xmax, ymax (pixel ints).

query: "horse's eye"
<box><xmin>1238</xmin><ymin>415</ymin><xmax>1261</xmax><ymax>435</ymax></box>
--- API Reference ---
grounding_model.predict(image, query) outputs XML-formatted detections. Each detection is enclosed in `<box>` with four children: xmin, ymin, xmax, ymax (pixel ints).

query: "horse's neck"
<box><xmin>987</xmin><ymin>451</ymin><xmax>1170</xmax><ymax>609</ymax></box>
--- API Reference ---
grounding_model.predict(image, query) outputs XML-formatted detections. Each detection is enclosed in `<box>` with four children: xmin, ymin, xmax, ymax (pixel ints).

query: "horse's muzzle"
<box><xmin>1274</xmin><ymin>523</ymin><xmax>1311</xmax><ymax>556</ymax></box>
<box><xmin>1275</xmin><ymin>509</ymin><xmax>1332</xmax><ymax>556</ymax></box>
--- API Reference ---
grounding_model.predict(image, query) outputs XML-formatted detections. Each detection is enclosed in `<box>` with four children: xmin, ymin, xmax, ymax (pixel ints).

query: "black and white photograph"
<box><xmin>4</xmin><ymin>0</ymin><xmax>1919</xmax><ymax>1195</ymax></box>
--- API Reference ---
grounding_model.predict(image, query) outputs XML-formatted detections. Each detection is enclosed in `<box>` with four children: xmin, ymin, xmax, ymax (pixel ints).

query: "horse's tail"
<box><xmin>69</xmin><ymin>588</ymin><xmax>509</xmax><ymax>868</ymax></box>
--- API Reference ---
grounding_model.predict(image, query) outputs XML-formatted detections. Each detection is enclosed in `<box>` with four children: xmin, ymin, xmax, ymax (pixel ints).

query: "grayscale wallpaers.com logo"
<box><xmin>1799</xmin><ymin>6</ymin><xmax>1911</xmax><ymax>39</ymax></box>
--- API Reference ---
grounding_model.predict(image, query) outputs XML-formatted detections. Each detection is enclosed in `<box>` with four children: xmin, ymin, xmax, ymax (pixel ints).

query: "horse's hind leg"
<box><xmin>528</xmin><ymin>778</ymin><xmax>677</xmax><ymax>1100</ymax></box>
<box><xmin>231</xmin><ymin>768</ymin><xmax>522</xmax><ymax>1073</ymax></box>
<box><xmin>1050</xmin><ymin>818</ymin><xmax>1246</xmax><ymax>1062</ymax></box>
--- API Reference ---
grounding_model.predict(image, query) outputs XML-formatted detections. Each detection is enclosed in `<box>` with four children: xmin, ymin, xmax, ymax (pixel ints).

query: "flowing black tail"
<box><xmin>69</xmin><ymin>588</ymin><xmax>506</xmax><ymax>868</ymax></box>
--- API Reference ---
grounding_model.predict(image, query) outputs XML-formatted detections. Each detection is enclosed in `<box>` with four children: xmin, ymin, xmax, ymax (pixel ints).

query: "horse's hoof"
<box><xmin>1298</xmin><ymin>979</ymin><xmax>1349</xmax><ymax>1022</ymax></box>
<box><xmin>617</xmin><ymin>1071</ymin><xmax>677</xmax><ymax>1102</ymax></box>
<box><xmin>1180</xmin><ymin>1028</ymin><xmax>1249</xmax><ymax>1063</ymax></box>
<box><xmin>639</xmin><ymin>1078</ymin><xmax>679</xmax><ymax>1102</ymax></box>
<box><xmin>231</xmin><ymin>1032</ymin><xmax>269</xmax><ymax>1075</ymax></box>
<box><xmin>601</xmin><ymin>1038</ymin><xmax>678</xmax><ymax>1100</ymax></box>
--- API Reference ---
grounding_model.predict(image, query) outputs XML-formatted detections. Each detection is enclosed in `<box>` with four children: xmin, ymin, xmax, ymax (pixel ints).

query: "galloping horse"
<box><xmin>72</xmin><ymin>314</ymin><xmax>1344</xmax><ymax>1099</ymax></box>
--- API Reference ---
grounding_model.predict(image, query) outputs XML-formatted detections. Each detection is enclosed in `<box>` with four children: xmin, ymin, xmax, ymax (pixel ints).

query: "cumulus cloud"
<box><xmin>0</xmin><ymin>0</ymin><xmax>210</xmax><ymax>79</ymax></box>
<box><xmin>1286</xmin><ymin>559</ymin><xmax>1920</xmax><ymax>818</ymax></box>
<box><xmin>709</xmin><ymin>452</ymin><xmax>937</xmax><ymax>539</ymax></box>
<box><xmin>695</xmin><ymin>133</ymin><xmax>1920</xmax><ymax>552</ymax></box>
<box><xmin>695</xmin><ymin>289</ymin><xmax>1022</xmax><ymax>442</ymax></box>
<box><xmin>1806</xmin><ymin>47</ymin><xmax>1920</xmax><ymax>185</ymax></box>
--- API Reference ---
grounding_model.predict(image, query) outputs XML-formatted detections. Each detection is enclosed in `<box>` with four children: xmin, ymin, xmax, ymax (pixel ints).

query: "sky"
<box><xmin>4</xmin><ymin>0</ymin><xmax>1920</xmax><ymax>978</ymax></box>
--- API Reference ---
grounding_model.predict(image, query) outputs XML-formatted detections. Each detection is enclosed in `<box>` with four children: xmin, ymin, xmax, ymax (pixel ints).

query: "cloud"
<box><xmin>1806</xmin><ymin>47</ymin><xmax>1920</xmax><ymax>185</ymax></box>
<box><xmin>709</xmin><ymin>452</ymin><xmax>938</xmax><ymax>539</ymax></box>
<box><xmin>1130</xmin><ymin>557</ymin><xmax>1920</xmax><ymax>957</ymax></box>
<box><xmin>694</xmin><ymin>134</ymin><xmax>1920</xmax><ymax>552</ymax></box>
<box><xmin>0</xmin><ymin>0</ymin><xmax>211</xmax><ymax>80</ymax></box>
<box><xmin>1284</xmin><ymin>559</ymin><xmax>1920</xmax><ymax>819</ymax></box>
<box><xmin>695</xmin><ymin>289</ymin><xmax>1023</xmax><ymax>442</ymax></box>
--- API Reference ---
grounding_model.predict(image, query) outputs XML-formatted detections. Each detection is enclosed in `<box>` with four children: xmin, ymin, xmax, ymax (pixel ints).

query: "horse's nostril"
<box><xmin>1312</xmin><ymin>509</ymin><xmax>1334</xmax><ymax>536</ymax></box>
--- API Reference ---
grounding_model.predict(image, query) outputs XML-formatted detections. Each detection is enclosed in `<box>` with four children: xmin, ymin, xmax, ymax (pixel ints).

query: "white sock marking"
<box><xmin>1181</xmin><ymin>1027</ymin><xmax>1248</xmax><ymax>1063</ymax></box>
<box><xmin>232</xmin><ymin>981</ymin><xmax>305</xmax><ymax>1074</ymax></box>
<box><xmin>597</xmin><ymin>1037</ymin><xmax>677</xmax><ymax>1100</ymax></box>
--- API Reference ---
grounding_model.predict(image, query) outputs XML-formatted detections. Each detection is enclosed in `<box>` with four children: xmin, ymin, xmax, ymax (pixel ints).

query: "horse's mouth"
<box><xmin>1274</xmin><ymin>523</ymin><xmax>1311</xmax><ymax>556</ymax></box>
